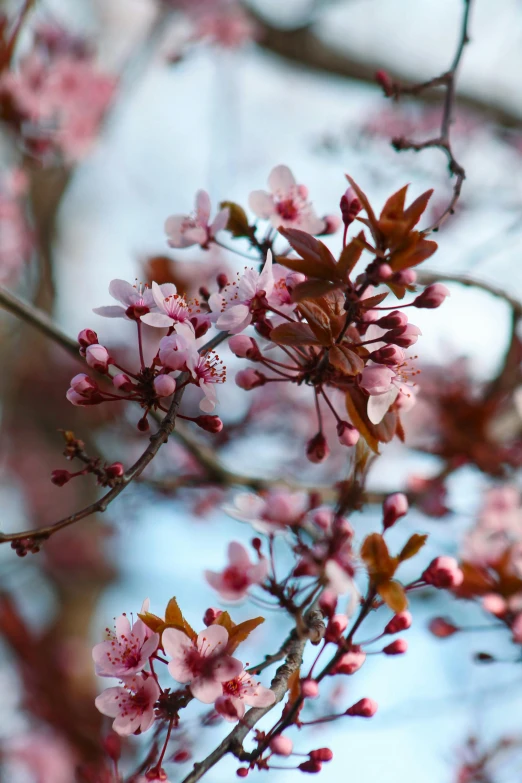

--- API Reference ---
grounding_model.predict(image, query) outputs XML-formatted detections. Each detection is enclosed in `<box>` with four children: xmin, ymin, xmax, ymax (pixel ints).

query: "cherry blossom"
<box><xmin>205</xmin><ymin>541</ymin><xmax>268</xmax><ymax>601</ymax></box>
<box><xmin>186</xmin><ymin>348</ymin><xmax>227</xmax><ymax>412</ymax></box>
<box><xmin>360</xmin><ymin>361</ymin><xmax>417</xmax><ymax>425</ymax></box>
<box><xmin>93</xmin><ymin>614</ymin><xmax>159</xmax><ymax>677</ymax></box>
<box><xmin>0</xmin><ymin>169</ymin><xmax>32</xmax><ymax>284</ymax></box>
<box><xmin>248</xmin><ymin>165</ymin><xmax>325</xmax><ymax>234</ymax></box>
<box><xmin>208</xmin><ymin>250</ymin><xmax>274</xmax><ymax>334</ymax></box>
<box><xmin>95</xmin><ymin>674</ymin><xmax>160</xmax><ymax>736</ymax></box>
<box><xmin>163</xmin><ymin>624</ymin><xmax>242</xmax><ymax>703</ymax></box>
<box><xmin>224</xmin><ymin>488</ymin><xmax>309</xmax><ymax>533</ymax></box>
<box><xmin>140</xmin><ymin>281</ymin><xmax>209</xmax><ymax>330</ymax></box>
<box><xmin>5</xmin><ymin>732</ymin><xmax>77</xmax><ymax>783</ymax></box>
<box><xmin>165</xmin><ymin>190</ymin><xmax>229</xmax><ymax>249</ymax></box>
<box><xmin>93</xmin><ymin>279</ymin><xmax>156</xmax><ymax>321</ymax></box>
<box><xmin>215</xmin><ymin>671</ymin><xmax>275</xmax><ymax>721</ymax></box>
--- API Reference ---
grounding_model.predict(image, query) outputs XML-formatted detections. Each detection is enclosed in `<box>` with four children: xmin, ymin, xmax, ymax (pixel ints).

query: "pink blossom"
<box><xmin>413</xmin><ymin>283</ymin><xmax>450</xmax><ymax>309</ymax></box>
<box><xmin>383</xmin><ymin>492</ymin><xmax>409</xmax><ymax>529</ymax></box>
<box><xmin>270</xmin><ymin>735</ymin><xmax>293</xmax><ymax>756</ymax></box>
<box><xmin>154</xmin><ymin>375</ymin><xmax>177</xmax><ymax>397</ymax></box>
<box><xmin>140</xmin><ymin>281</ymin><xmax>209</xmax><ymax>330</ymax></box>
<box><xmin>346</xmin><ymin>697</ymin><xmax>378</xmax><ymax>717</ymax></box>
<box><xmin>163</xmin><ymin>625</ymin><xmax>242</xmax><ymax>703</ymax></box>
<box><xmin>215</xmin><ymin>671</ymin><xmax>275</xmax><ymax>721</ymax></box>
<box><xmin>93</xmin><ymin>614</ymin><xmax>159</xmax><ymax>677</ymax></box>
<box><xmin>186</xmin><ymin>348</ymin><xmax>227</xmax><ymax>412</ymax></box>
<box><xmin>235</xmin><ymin>368</ymin><xmax>266</xmax><ymax>390</ymax></box>
<box><xmin>93</xmin><ymin>279</ymin><xmax>156</xmax><ymax>320</ymax></box>
<box><xmin>85</xmin><ymin>343</ymin><xmax>110</xmax><ymax>372</ymax></box>
<box><xmin>224</xmin><ymin>488</ymin><xmax>308</xmax><ymax>533</ymax></box>
<box><xmin>165</xmin><ymin>190</ymin><xmax>229</xmax><ymax>249</ymax></box>
<box><xmin>158</xmin><ymin>330</ymin><xmax>195</xmax><ymax>371</ymax></box>
<box><xmin>331</xmin><ymin>647</ymin><xmax>366</xmax><ymax>675</ymax></box>
<box><xmin>205</xmin><ymin>541</ymin><xmax>268</xmax><ymax>601</ymax></box>
<box><xmin>0</xmin><ymin>169</ymin><xmax>32</xmax><ymax>284</ymax></box>
<box><xmin>248</xmin><ymin>165</ymin><xmax>325</xmax><ymax>234</ymax></box>
<box><xmin>5</xmin><ymin>732</ymin><xmax>77</xmax><ymax>783</ymax></box>
<box><xmin>422</xmin><ymin>556</ymin><xmax>463</xmax><ymax>589</ymax></box>
<box><xmin>95</xmin><ymin>674</ymin><xmax>159</xmax><ymax>736</ymax></box>
<box><xmin>209</xmin><ymin>251</ymin><xmax>274</xmax><ymax>334</ymax></box>
<box><xmin>360</xmin><ymin>359</ymin><xmax>418</xmax><ymax>425</ymax></box>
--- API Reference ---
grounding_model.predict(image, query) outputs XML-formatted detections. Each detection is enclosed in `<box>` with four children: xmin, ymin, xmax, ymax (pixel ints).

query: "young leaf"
<box><xmin>338</xmin><ymin>233</ymin><xmax>365</xmax><ymax>279</ymax></box>
<box><xmin>165</xmin><ymin>597</ymin><xmax>196</xmax><ymax>639</ymax></box>
<box><xmin>329</xmin><ymin>345</ymin><xmax>365</xmax><ymax>376</ymax></box>
<box><xmin>360</xmin><ymin>533</ymin><xmax>396</xmax><ymax>580</ymax></box>
<box><xmin>399</xmin><ymin>533</ymin><xmax>428</xmax><ymax>562</ymax></box>
<box><xmin>270</xmin><ymin>322</ymin><xmax>322</xmax><ymax>346</ymax></box>
<box><xmin>377</xmin><ymin>580</ymin><xmax>408</xmax><ymax>613</ymax></box>
<box><xmin>279</xmin><ymin>228</ymin><xmax>337</xmax><ymax>271</ymax></box>
<box><xmin>215</xmin><ymin>611</ymin><xmax>235</xmax><ymax>634</ymax></box>
<box><xmin>138</xmin><ymin>612</ymin><xmax>165</xmax><ymax>635</ymax></box>
<box><xmin>227</xmin><ymin>617</ymin><xmax>265</xmax><ymax>653</ymax></box>
<box><xmin>345</xmin><ymin>387</ymin><xmax>380</xmax><ymax>454</ymax></box>
<box><xmin>220</xmin><ymin>201</ymin><xmax>251</xmax><ymax>238</ymax></box>
<box><xmin>404</xmin><ymin>189</ymin><xmax>434</xmax><ymax>231</ymax></box>
<box><xmin>291</xmin><ymin>279</ymin><xmax>340</xmax><ymax>302</ymax></box>
<box><xmin>345</xmin><ymin>175</ymin><xmax>380</xmax><ymax>241</ymax></box>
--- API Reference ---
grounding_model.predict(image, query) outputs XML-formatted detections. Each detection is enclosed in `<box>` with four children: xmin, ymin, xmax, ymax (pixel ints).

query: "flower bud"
<box><xmin>235</xmin><ymin>368</ymin><xmax>265</xmax><ymax>390</ymax></box>
<box><xmin>203</xmin><ymin>607</ymin><xmax>223</xmax><ymax>626</ymax></box>
<box><xmin>319</xmin><ymin>589</ymin><xmax>337</xmax><ymax>618</ymax></box>
<box><xmin>229</xmin><ymin>335</ymin><xmax>260</xmax><ymax>360</ymax></box>
<box><xmin>428</xmin><ymin>617</ymin><xmax>459</xmax><ymax>638</ymax></box>
<box><xmin>301</xmin><ymin>679</ymin><xmax>320</xmax><ymax>699</ymax></box>
<box><xmin>269</xmin><ymin>735</ymin><xmax>293</xmax><ymax>756</ymax></box>
<box><xmin>173</xmin><ymin>750</ymin><xmax>191</xmax><ymax>763</ymax></box>
<box><xmin>422</xmin><ymin>556</ymin><xmax>464</xmax><ymax>589</ymax></box>
<box><xmin>113</xmin><ymin>373</ymin><xmax>133</xmax><ymax>392</ymax></box>
<box><xmin>383</xmin><ymin>638</ymin><xmax>408</xmax><ymax>655</ymax></box>
<box><xmin>482</xmin><ymin>594</ymin><xmax>507</xmax><ymax>617</ymax></box>
<box><xmin>375</xmin><ymin>69</ymin><xmax>393</xmax><ymax>95</ymax></box>
<box><xmin>78</xmin><ymin>328</ymin><xmax>98</xmax><ymax>347</ymax></box>
<box><xmin>376</xmin><ymin>263</ymin><xmax>393</xmax><ymax>281</ymax></box>
<box><xmin>375</xmin><ymin>310</ymin><xmax>409</xmax><ymax>330</ymax></box>
<box><xmin>309</xmin><ymin>748</ymin><xmax>333</xmax><ymax>763</ymax></box>
<box><xmin>298</xmin><ymin>760</ymin><xmax>322</xmax><ymax>774</ymax></box>
<box><xmin>137</xmin><ymin>416</ymin><xmax>150</xmax><ymax>432</ymax></box>
<box><xmin>385</xmin><ymin>611</ymin><xmax>412</xmax><ymax>635</ymax></box>
<box><xmin>51</xmin><ymin>469</ymin><xmax>71</xmax><ymax>486</ymax></box>
<box><xmin>336</xmin><ymin>421</ymin><xmax>360</xmax><ymax>447</ymax></box>
<box><xmin>237</xmin><ymin>769</ymin><xmax>249</xmax><ymax>778</ymax></box>
<box><xmin>325</xmin><ymin>614</ymin><xmax>348</xmax><ymax>643</ymax></box>
<box><xmin>217</xmin><ymin>273</ymin><xmax>229</xmax><ymax>290</ymax></box>
<box><xmin>413</xmin><ymin>283</ymin><xmax>450</xmax><ymax>309</ymax></box>
<box><xmin>320</xmin><ymin>215</ymin><xmax>342</xmax><ymax>235</ymax></box>
<box><xmin>102</xmin><ymin>732</ymin><xmax>121</xmax><ymax>762</ymax></box>
<box><xmin>190</xmin><ymin>314</ymin><xmax>211</xmax><ymax>339</ymax></box>
<box><xmin>154</xmin><ymin>374</ymin><xmax>177</xmax><ymax>398</ymax></box>
<box><xmin>340</xmin><ymin>187</ymin><xmax>362</xmax><ymax>227</ymax></box>
<box><xmin>70</xmin><ymin>373</ymin><xmax>98</xmax><ymax>396</ymax></box>
<box><xmin>85</xmin><ymin>344</ymin><xmax>110</xmax><ymax>372</ymax></box>
<box><xmin>105</xmin><ymin>462</ymin><xmax>124</xmax><ymax>479</ymax></box>
<box><xmin>306</xmin><ymin>433</ymin><xmax>330</xmax><ymax>463</ymax></box>
<box><xmin>385</xmin><ymin>324</ymin><xmax>422</xmax><ymax>348</ymax></box>
<box><xmin>66</xmin><ymin>388</ymin><xmax>88</xmax><ymax>406</ymax></box>
<box><xmin>346</xmin><ymin>697</ymin><xmax>378</xmax><ymax>717</ymax></box>
<box><xmin>383</xmin><ymin>492</ymin><xmax>408</xmax><ymax>529</ymax></box>
<box><xmin>370</xmin><ymin>345</ymin><xmax>405</xmax><ymax>366</ymax></box>
<box><xmin>392</xmin><ymin>269</ymin><xmax>417</xmax><ymax>286</ymax></box>
<box><xmin>331</xmin><ymin>647</ymin><xmax>366</xmax><ymax>675</ymax></box>
<box><xmin>194</xmin><ymin>415</ymin><xmax>224</xmax><ymax>434</ymax></box>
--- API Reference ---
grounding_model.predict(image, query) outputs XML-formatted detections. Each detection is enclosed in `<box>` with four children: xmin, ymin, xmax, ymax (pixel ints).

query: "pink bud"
<box><xmin>172</xmin><ymin>750</ymin><xmax>191</xmax><ymax>763</ymax></box>
<box><xmin>325</xmin><ymin>614</ymin><xmax>348</xmax><ymax>643</ymax></box>
<box><xmin>376</xmin><ymin>263</ymin><xmax>393</xmax><ymax>281</ymax></box>
<box><xmin>383</xmin><ymin>492</ymin><xmax>408</xmax><ymax>529</ymax></box>
<box><xmin>340</xmin><ymin>186</ymin><xmax>362</xmax><ymax>227</ymax></box>
<box><xmin>229</xmin><ymin>335</ymin><xmax>260</xmax><ymax>360</ymax></box>
<box><xmin>336</xmin><ymin>421</ymin><xmax>360</xmax><ymax>447</ymax></box>
<box><xmin>375</xmin><ymin>69</ymin><xmax>393</xmax><ymax>95</ymax></box>
<box><xmin>309</xmin><ymin>748</ymin><xmax>333</xmax><ymax>763</ymax></box>
<box><xmin>70</xmin><ymin>373</ymin><xmax>98</xmax><ymax>396</ymax></box>
<box><xmin>194</xmin><ymin>415</ymin><xmax>224</xmax><ymax>434</ymax></box>
<box><xmin>285</xmin><ymin>271</ymin><xmax>306</xmax><ymax>290</ymax></box>
<box><xmin>428</xmin><ymin>617</ymin><xmax>459</xmax><ymax>638</ymax></box>
<box><xmin>235</xmin><ymin>368</ymin><xmax>265</xmax><ymax>390</ymax></box>
<box><xmin>105</xmin><ymin>462</ymin><xmax>124</xmax><ymax>479</ymax></box>
<box><xmin>237</xmin><ymin>769</ymin><xmax>249</xmax><ymax>778</ymax></box>
<box><xmin>66</xmin><ymin>388</ymin><xmax>88</xmax><ymax>406</ymax></box>
<box><xmin>422</xmin><ymin>556</ymin><xmax>464</xmax><ymax>589</ymax></box>
<box><xmin>482</xmin><ymin>594</ymin><xmax>507</xmax><ymax>617</ymax></box>
<box><xmin>113</xmin><ymin>373</ymin><xmax>133</xmax><ymax>392</ymax></box>
<box><xmin>51</xmin><ymin>469</ymin><xmax>71</xmax><ymax>487</ymax></box>
<box><xmin>78</xmin><ymin>328</ymin><xmax>98</xmax><ymax>347</ymax></box>
<box><xmin>102</xmin><ymin>732</ymin><xmax>121</xmax><ymax>762</ymax></box>
<box><xmin>319</xmin><ymin>590</ymin><xmax>337</xmax><ymax>618</ymax></box>
<box><xmin>346</xmin><ymin>697</ymin><xmax>378</xmax><ymax>717</ymax></box>
<box><xmin>385</xmin><ymin>611</ymin><xmax>412</xmax><ymax>635</ymax></box>
<box><xmin>306</xmin><ymin>433</ymin><xmax>330</xmax><ymax>463</ymax></box>
<box><xmin>203</xmin><ymin>607</ymin><xmax>223</xmax><ymax>626</ymax></box>
<box><xmin>385</xmin><ymin>324</ymin><xmax>422</xmax><ymax>348</ymax></box>
<box><xmin>370</xmin><ymin>345</ymin><xmax>405</xmax><ymax>366</ymax></box>
<box><xmin>269</xmin><ymin>735</ymin><xmax>293</xmax><ymax>756</ymax></box>
<box><xmin>154</xmin><ymin>375</ymin><xmax>177</xmax><ymax>398</ymax></box>
<box><xmin>375</xmin><ymin>310</ymin><xmax>409</xmax><ymax>330</ymax></box>
<box><xmin>383</xmin><ymin>638</ymin><xmax>408</xmax><ymax>655</ymax></box>
<box><xmin>331</xmin><ymin>647</ymin><xmax>366</xmax><ymax>675</ymax></box>
<box><xmin>298</xmin><ymin>760</ymin><xmax>322</xmax><ymax>774</ymax></box>
<box><xmin>301</xmin><ymin>679</ymin><xmax>320</xmax><ymax>699</ymax></box>
<box><xmin>85</xmin><ymin>344</ymin><xmax>110</xmax><ymax>372</ymax></box>
<box><xmin>320</xmin><ymin>215</ymin><xmax>342</xmax><ymax>235</ymax></box>
<box><xmin>413</xmin><ymin>283</ymin><xmax>450</xmax><ymax>309</ymax></box>
<box><xmin>392</xmin><ymin>269</ymin><xmax>417</xmax><ymax>286</ymax></box>
<box><xmin>313</xmin><ymin>510</ymin><xmax>332</xmax><ymax>531</ymax></box>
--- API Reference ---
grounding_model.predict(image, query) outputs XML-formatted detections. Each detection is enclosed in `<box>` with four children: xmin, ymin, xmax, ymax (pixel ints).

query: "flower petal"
<box><xmin>211</xmin><ymin>206</ymin><xmax>230</xmax><ymax>235</ymax></box>
<box><xmin>109</xmin><ymin>279</ymin><xmax>137</xmax><ymax>306</ymax></box>
<box><xmin>248</xmin><ymin>190</ymin><xmax>275</xmax><ymax>219</ymax></box>
<box><xmin>195</xmin><ymin>190</ymin><xmax>211</xmax><ymax>226</ymax></box>
<box><xmin>213</xmin><ymin>655</ymin><xmax>243</xmax><ymax>682</ymax></box>
<box><xmin>268</xmin><ymin>164</ymin><xmax>296</xmax><ymax>196</ymax></box>
<box><xmin>367</xmin><ymin>387</ymin><xmax>399</xmax><ymax>425</ymax></box>
<box><xmin>190</xmin><ymin>676</ymin><xmax>222</xmax><ymax>704</ymax></box>
<box><xmin>228</xmin><ymin>541</ymin><xmax>251</xmax><ymax>568</ymax></box>
<box><xmin>197</xmin><ymin>624</ymin><xmax>228</xmax><ymax>655</ymax></box>
<box><xmin>92</xmin><ymin>305</ymin><xmax>127</xmax><ymax>318</ymax></box>
<box><xmin>140</xmin><ymin>312</ymin><xmax>173</xmax><ymax>328</ymax></box>
<box><xmin>216</xmin><ymin>304</ymin><xmax>251</xmax><ymax>334</ymax></box>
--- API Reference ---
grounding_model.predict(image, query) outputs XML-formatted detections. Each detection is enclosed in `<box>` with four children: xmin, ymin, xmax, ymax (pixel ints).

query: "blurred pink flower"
<box><xmin>95</xmin><ymin>674</ymin><xmax>160</xmax><ymax>736</ymax></box>
<box><xmin>249</xmin><ymin>165</ymin><xmax>325</xmax><ymax>234</ymax></box>
<box><xmin>215</xmin><ymin>671</ymin><xmax>275</xmax><ymax>721</ymax></box>
<box><xmin>205</xmin><ymin>541</ymin><xmax>268</xmax><ymax>601</ymax></box>
<box><xmin>165</xmin><ymin>190</ymin><xmax>229</xmax><ymax>249</ymax></box>
<box><xmin>209</xmin><ymin>250</ymin><xmax>274</xmax><ymax>334</ymax></box>
<box><xmin>93</xmin><ymin>279</ymin><xmax>156</xmax><ymax>320</ymax></box>
<box><xmin>224</xmin><ymin>488</ymin><xmax>308</xmax><ymax>533</ymax></box>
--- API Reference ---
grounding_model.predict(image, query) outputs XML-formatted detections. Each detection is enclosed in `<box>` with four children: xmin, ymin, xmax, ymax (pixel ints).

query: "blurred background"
<box><xmin>1</xmin><ymin>0</ymin><xmax>522</xmax><ymax>780</ymax></box>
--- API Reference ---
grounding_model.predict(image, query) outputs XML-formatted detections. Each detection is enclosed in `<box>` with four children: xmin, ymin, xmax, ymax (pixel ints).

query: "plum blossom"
<box><xmin>205</xmin><ymin>541</ymin><xmax>268</xmax><ymax>601</ymax></box>
<box><xmin>93</xmin><ymin>614</ymin><xmax>159</xmax><ymax>677</ymax></box>
<box><xmin>248</xmin><ymin>165</ymin><xmax>325</xmax><ymax>234</ymax></box>
<box><xmin>209</xmin><ymin>250</ymin><xmax>274</xmax><ymax>334</ymax></box>
<box><xmin>0</xmin><ymin>169</ymin><xmax>32</xmax><ymax>284</ymax></box>
<box><xmin>5</xmin><ymin>732</ymin><xmax>77</xmax><ymax>783</ymax></box>
<box><xmin>140</xmin><ymin>281</ymin><xmax>210</xmax><ymax>331</ymax></box>
<box><xmin>158</xmin><ymin>329</ymin><xmax>196</xmax><ymax>371</ymax></box>
<box><xmin>93</xmin><ymin>279</ymin><xmax>156</xmax><ymax>320</ymax></box>
<box><xmin>360</xmin><ymin>360</ymin><xmax>418</xmax><ymax>425</ymax></box>
<box><xmin>95</xmin><ymin>674</ymin><xmax>159</xmax><ymax>736</ymax></box>
<box><xmin>224</xmin><ymin>488</ymin><xmax>309</xmax><ymax>534</ymax></box>
<box><xmin>165</xmin><ymin>190</ymin><xmax>229</xmax><ymax>248</ymax></box>
<box><xmin>462</xmin><ymin>487</ymin><xmax>522</xmax><ymax>571</ymax></box>
<box><xmin>163</xmin><ymin>624</ymin><xmax>242</xmax><ymax>703</ymax></box>
<box><xmin>187</xmin><ymin>348</ymin><xmax>227</xmax><ymax>412</ymax></box>
<box><xmin>215</xmin><ymin>671</ymin><xmax>275</xmax><ymax>722</ymax></box>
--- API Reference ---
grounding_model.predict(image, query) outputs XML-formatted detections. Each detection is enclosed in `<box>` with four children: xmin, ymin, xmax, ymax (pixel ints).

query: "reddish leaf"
<box><xmin>215</xmin><ymin>611</ymin><xmax>235</xmax><ymax>634</ymax></box>
<box><xmin>275</xmin><ymin>254</ymin><xmax>335</xmax><ymax>281</ymax></box>
<box><xmin>291</xmin><ymin>279</ymin><xmax>340</xmax><ymax>302</ymax></box>
<box><xmin>270</xmin><ymin>322</ymin><xmax>322</xmax><ymax>346</ymax></box>
<box><xmin>329</xmin><ymin>345</ymin><xmax>365</xmax><ymax>376</ymax></box>
<box><xmin>379</xmin><ymin>185</ymin><xmax>409</xmax><ymax>223</ymax></box>
<box><xmin>359</xmin><ymin>292</ymin><xmax>389</xmax><ymax>309</ymax></box>
<box><xmin>403</xmin><ymin>189</ymin><xmax>434</xmax><ymax>230</ymax></box>
<box><xmin>165</xmin><ymin>597</ymin><xmax>196</xmax><ymax>639</ymax></box>
<box><xmin>278</xmin><ymin>228</ymin><xmax>339</xmax><ymax>277</ymax></box>
<box><xmin>345</xmin><ymin>387</ymin><xmax>380</xmax><ymax>454</ymax></box>
<box><xmin>390</xmin><ymin>233</ymin><xmax>437</xmax><ymax>270</ymax></box>
<box><xmin>361</xmin><ymin>533</ymin><xmax>396</xmax><ymax>580</ymax></box>
<box><xmin>138</xmin><ymin>612</ymin><xmax>165</xmax><ymax>635</ymax></box>
<box><xmin>377</xmin><ymin>580</ymin><xmax>408</xmax><ymax>612</ymax></box>
<box><xmin>227</xmin><ymin>617</ymin><xmax>265</xmax><ymax>653</ymax></box>
<box><xmin>345</xmin><ymin>175</ymin><xmax>379</xmax><ymax>240</ymax></box>
<box><xmin>399</xmin><ymin>534</ymin><xmax>428</xmax><ymax>562</ymax></box>
<box><xmin>337</xmin><ymin>233</ymin><xmax>364</xmax><ymax>279</ymax></box>
<box><xmin>298</xmin><ymin>301</ymin><xmax>333</xmax><ymax>346</ymax></box>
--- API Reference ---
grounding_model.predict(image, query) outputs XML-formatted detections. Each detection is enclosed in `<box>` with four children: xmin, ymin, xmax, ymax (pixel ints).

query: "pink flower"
<box><xmin>93</xmin><ymin>279</ymin><xmax>156</xmax><ymax>320</ymax></box>
<box><xmin>209</xmin><ymin>251</ymin><xmax>274</xmax><ymax>334</ymax></box>
<box><xmin>165</xmin><ymin>190</ymin><xmax>229</xmax><ymax>249</ymax></box>
<box><xmin>360</xmin><ymin>360</ymin><xmax>417</xmax><ymax>425</ymax></box>
<box><xmin>186</xmin><ymin>348</ymin><xmax>227</xmax><ymax>412</ymax></box>
<box><xmin>92</xmin><ymin>614</ymin><xmax>159</xmax><ymax>677</ymax></box>
<box><xmin>95</xmin><ymin>674</ymin><xmax>159</xmax><ymax>736</ymax></box>
<box><xmin>154</xmin><ymin>374</ymin><xmax>177</xmax><ymax>397</ymax></box>
<box><xmin>140</xmin><ymin>281</ymin><xmax>210</xmax><ymax>330</ymax></box>
<box><xmin>205</xmin><ymin>541</ymin><xmax>268</xmax><ymax>601</ymax></box>
<box><xmin>158</xmin><ymin>330</ymin><xmax>195</xmax><ymax>371</ymax></box>
<box><xmin>5</xmin><ymin>732</ymin><xmax>77</xmax><ymax>783</ymax></box>
<box><xmin>215</xmin><ymin>671</ymin><xmax>275</xmax><ymax>721</ymax></box>
<box><xmin>248</xmin><ymin>165</ymin><xmax>325</xmax><ymax>234</ymax></box>
<box><xmin>422</xmin><ymin>556</ymin><xmax>464</xmax><ymax>589</ymax></box>
<box><xmin>163</xmin><ymin>625</ymin><xmax>242</xmax><ymax>703</ymax></box>
<box><xmin>224</xmin><ymin>488</ymin><xmax>308</xmax><ymax>534</ymax></box>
